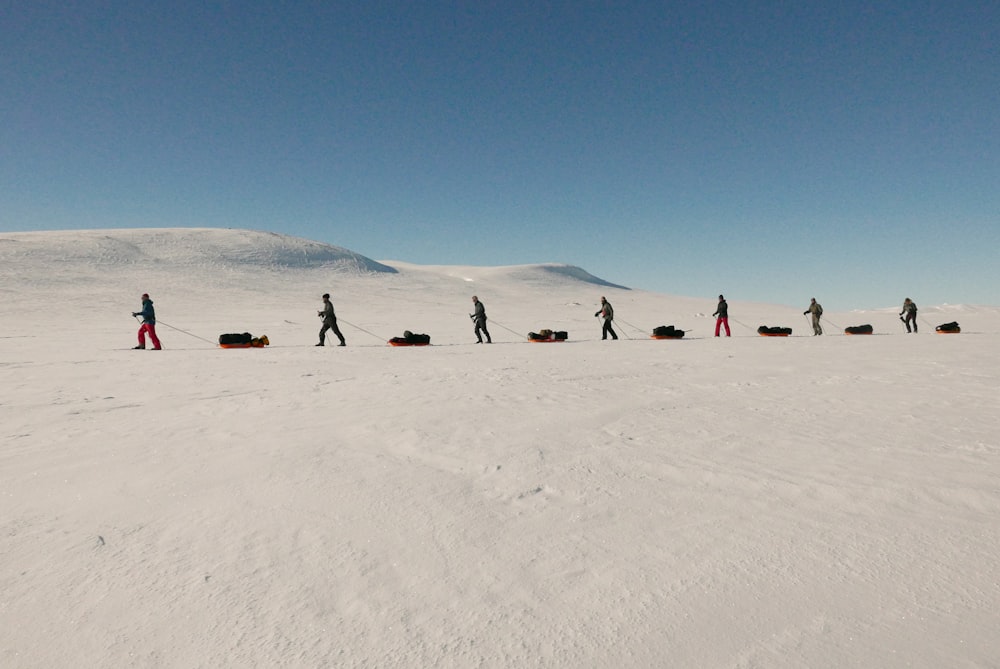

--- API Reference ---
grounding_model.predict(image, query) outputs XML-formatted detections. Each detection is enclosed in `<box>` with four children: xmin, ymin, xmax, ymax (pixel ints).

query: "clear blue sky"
<box><xmin>2</xmin><ymin>1</ymin><xmax>998</xmax><ymax>308</ymax></box>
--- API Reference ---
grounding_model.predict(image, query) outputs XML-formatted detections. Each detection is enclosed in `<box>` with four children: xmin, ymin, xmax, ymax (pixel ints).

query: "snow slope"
<box><xmin>2</xmin><ymin>229</ymin><xmax>999</xmax><ymax>668</ymax></box>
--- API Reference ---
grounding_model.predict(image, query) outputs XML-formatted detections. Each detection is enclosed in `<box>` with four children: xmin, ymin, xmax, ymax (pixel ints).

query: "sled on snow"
<box><xmin>757</xmin><ymin>326</ymin><xmax>792</xmax><ymax>337</ymax></box>
<box><xmin>389</xmin><ymin>331</ymin><xmax>431</xmax><ymax>346</ymax></box>
<box><xmin>844</xmin><ymin>324</ymin><xmax>874</xmax><ymax>335</ymax></box>
<box><xmin>219</xmin><ymin>333</ymin><xmax>270</xmax><ymax>348</ymax></box>
<box><xmin>651</xmin><ymin>325</ymin><xmax>685</xmax><ymax>339</ymax></box>
<box><xmin>528</xmin><ymin>329</ymin><xmax>568</xmax><ymax>343</ymax></box>
<box><xmin>935</xmin><ymin>322</ymin><xmax>961</xmax><ymax>334</ymax></box>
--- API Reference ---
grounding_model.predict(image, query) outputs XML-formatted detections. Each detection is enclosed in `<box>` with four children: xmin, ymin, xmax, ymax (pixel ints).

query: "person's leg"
<box><xmin>606</xmin><ymin>321</ymin><xmax>618</xmax><ymax>340</ymax></box>
<box><xmin>723</xmin><ymin>318</ymin><xmax>731</xmax><ymax>336</ymax></box>
<box><xmin>474</xmin><ymin>323</ymin><xmax>483</xmax><ymax>343</ymax></box>
<box><xmin>136</xmin><ymin>325</ymin><xmax>146</xmax><ymax>348</ymax></box>
<box><xmin>483</xmin><ymin>325</ymin><xmax>491</xmax><ymax>343</ymax></box>
<box><xmin>147</xmin><ymin>324</ymin><xmax>162</xmax><ymax>349</ymax></box>
<box><xmin>715</xmin><ymin>318</ymin><xmax>722</xmax><ymax>336</ymax></box>
<box><xmin>331</xmin><ymin>320</ymin><xmax>346</xmax><ymax>345</ymax></box>
<box><xmin>318</xmin><ymin>323</ymin><xmax>328</xmax><ymax>345</ymax></box>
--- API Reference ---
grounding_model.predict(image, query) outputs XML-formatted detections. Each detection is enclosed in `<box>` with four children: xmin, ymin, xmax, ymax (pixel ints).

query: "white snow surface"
<box><xmin>2</xmin><ymin>228</ymin><xmax>999</xmax><ymax>668</ymax></box>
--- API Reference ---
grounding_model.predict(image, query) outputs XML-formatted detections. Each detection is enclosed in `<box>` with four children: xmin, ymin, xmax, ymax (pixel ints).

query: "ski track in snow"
<box><xmin>2</xmin><ymin>229</ymin><xmax>999</xmax><ymax>668</ymax></box>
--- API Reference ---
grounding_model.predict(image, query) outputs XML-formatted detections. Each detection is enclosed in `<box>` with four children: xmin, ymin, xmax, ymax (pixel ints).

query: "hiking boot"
<box><xmin>315</xmin><ymin>342</ymin><xmax>324</xmax><ymax>346</ymax></box>
<box><xmin>338</xmin><ymin>342</ymin><xmax>346</xmax><ymax>347</ymax></box>
<box><xmin>133</xmin><ymin>345</ymin><xmax>145</xmax><ymax>349</ymax></box>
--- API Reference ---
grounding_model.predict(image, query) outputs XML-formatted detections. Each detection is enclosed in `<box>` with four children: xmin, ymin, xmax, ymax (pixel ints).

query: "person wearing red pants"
<box><xmin>132</xmin><ymin>293</ymin><xmax>162</xmax><ymax>350</ymax></box>
<box><xmin>713</xmin><ymin>294</ymin><xmax>731</xmax><ymax>337</ymax></box>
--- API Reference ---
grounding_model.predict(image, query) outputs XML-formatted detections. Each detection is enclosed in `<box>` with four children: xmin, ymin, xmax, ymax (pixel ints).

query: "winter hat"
<box><xmin>141</xmin><ymin>293</ymin><xmax>149</xmax><ymax>299</ymax></box>
<box><xmin>322</xmin><ymin>293</ymin><xmax>330</xmax><ymax>299</ymax></box>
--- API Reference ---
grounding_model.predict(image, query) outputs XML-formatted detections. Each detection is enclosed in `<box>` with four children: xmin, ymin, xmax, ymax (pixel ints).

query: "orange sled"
<box><xmin>219</xmin><ymin>334</ymin><xmax>269</xmax><ymax>348</ymax></box>
<box><xmin>935</xmin><ymin>322</ymin><xmax>961</xmax><ymax>334</ymax></box>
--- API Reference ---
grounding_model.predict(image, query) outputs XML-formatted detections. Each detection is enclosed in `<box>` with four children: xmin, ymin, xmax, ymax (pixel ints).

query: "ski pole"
<box><xmin>898</xmin><ymin>315</ymin><xmax>928</xmax><ymax>334</ymax></box>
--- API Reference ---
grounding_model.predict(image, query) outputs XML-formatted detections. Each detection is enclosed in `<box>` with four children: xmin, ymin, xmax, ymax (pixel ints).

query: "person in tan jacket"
<box><xmin>595</xmin><ymin>297</ymin><xmax>618</xmax><ymax>340</ymax></box>
<box><xmin>803</xmin><ymin>298</ymin><xmax>823</xmax><ymax>335</ymax></box>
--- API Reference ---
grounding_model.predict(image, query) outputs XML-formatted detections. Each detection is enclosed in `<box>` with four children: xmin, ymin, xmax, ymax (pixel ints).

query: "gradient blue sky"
<box><xmin>2</xmin><ymin>1</ymin><xmax>998</xmax><ymax>308</ymax></box>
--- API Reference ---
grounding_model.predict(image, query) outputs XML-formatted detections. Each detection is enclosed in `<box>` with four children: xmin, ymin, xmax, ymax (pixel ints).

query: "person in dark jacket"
<box><xmin>595</xmin><ymin>296</ymin><xmax>618</xmax><ymax>340</ymax></box>
<box><xmin>470</xmin><ymin>295</ymin><xmax>491</xmax><ymax>343</ymax></box>
<box><xmin>132</xmin><ymin>293</ymin><xmax>162</xmax><ymax>350</ymax></box>
<box><xmin>804</xmin><ymin>298</ymin><xmax>823</xmax><ymax>335</ymax></box>
<box><xmin>713</xmin><ymin>294</ymin><xmax>730</xmax><ymax>337</ymax></box>
<box><xmin>900</xmin><ymin>298</ymin><xmax>918</xmax><ymax>333</ymax></box>
<box><xmin>317</xmin><ymin>293</ymin><xmax>346</xmax><ymax>346</ymax></box>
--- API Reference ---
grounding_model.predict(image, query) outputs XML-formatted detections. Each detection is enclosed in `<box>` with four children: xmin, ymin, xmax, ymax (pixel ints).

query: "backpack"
<box><xmin>219</xmin><ymin>332</ymin><xmax>253</xmax><ymax>345</ymax></box>
<box><xmin>653</xmin><ymin>325</ymin><xmax>684</xmax><ymax>338</ymax></box>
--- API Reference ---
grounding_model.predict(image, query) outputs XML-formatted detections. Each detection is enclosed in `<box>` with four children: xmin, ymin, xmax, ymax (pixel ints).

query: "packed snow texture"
<box><xmin>2</xmin><ymin>229</ymin><xmax>998</xmax><ymax>668</ymax></box>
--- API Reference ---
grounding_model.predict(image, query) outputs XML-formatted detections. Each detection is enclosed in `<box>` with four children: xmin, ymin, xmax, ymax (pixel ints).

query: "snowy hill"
<box><xmin>0</xmin><ymin>227</ymin><xmax>399</xmax><ymax>276</ymax></box>
<box><xmin>0</xmin><ymin>228</ymin><xmax>632</xmax><ymax>295</ymax></box>
<box><xmin>386</xmin><ymin>260</ymin><xmax>629</xmax><ymax>290</ymax></box>
<box><xmin>2</xmin><ymin>228</ymin><xmax>1000</xmax><ymax>668</ymax></box>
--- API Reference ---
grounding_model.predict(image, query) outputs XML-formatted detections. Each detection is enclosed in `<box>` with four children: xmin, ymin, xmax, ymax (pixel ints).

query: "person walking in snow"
<box><xmin>595</xmin><ymin>296</ymin><xmax>618</xmax><ymax>340</ymax></box>
<box><xmin>132</xmin><ymin>293</ymin><xmax>162</xmax><ymax>350</ymax></box>
<box><xmin>804</xmin><ymin>297</ymin><xmax>823</xmax><ymax>335</ymax></box>
<box><xmin>316</xmin><ymin>293</ymin><xmax>346</xmax><ymax>346</ymax></box>
<box><xmin>900</xmin><ymin>298</ymin><xmax>918</xmax><ymax>333</ymax></box>
<box><xmin>470</xmin><ymin>295</ymin><xmax>491</xmax><ymax>344</ymax></box>
<box><xmin>713</xmin><ymin>294</ymin><xmax>731</xmax><ymax>337</ymax></box>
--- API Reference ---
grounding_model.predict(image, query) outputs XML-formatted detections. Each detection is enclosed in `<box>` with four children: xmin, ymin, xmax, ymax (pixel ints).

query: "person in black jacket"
<box><xmin>900</xmin><ymin>298</ymin><xmax>918</xmax><ymax>333</ymax></box>
<box><xmin>713</xmin><ymin>295</ymin><xmax>730</xmax><ymax>337</ymax></box>
<box><xmin>316</xmin><ymin>293</ymin><xmax>346</xmax><ymax>346</ymax></box>
<box><xmin>470</xmin><ymin>296</ymin><xmax>491</xmax><ymax>343</ymax></box>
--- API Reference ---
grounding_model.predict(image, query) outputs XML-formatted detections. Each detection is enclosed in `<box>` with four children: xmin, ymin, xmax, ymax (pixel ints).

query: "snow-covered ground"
<box><xmin>2</xmin><ymin>229</ymin><xmax>998</xmax><ymax>668</ymax></box>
